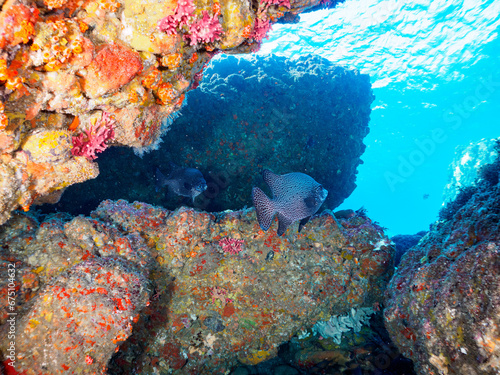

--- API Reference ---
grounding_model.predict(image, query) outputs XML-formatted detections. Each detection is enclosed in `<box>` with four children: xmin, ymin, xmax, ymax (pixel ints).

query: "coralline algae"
<box><xmin>0</xmin><ymin>200</ymin><xmax>393</xmax><ymax>374</ymax></box>
<box><xmin>384</xmin><ymin>155</ymin><xmax>500</xmax><ymax>375</ymax></box>
<box><xmin>0</xmin><ymin>0</ymin><xmax>345</xmax><ymax>226</ymax></box>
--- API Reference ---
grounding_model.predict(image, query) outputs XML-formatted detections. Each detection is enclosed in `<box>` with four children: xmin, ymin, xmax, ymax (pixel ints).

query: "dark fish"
<box><xmin>155</xmin><ymin>165</ymin><xmax>207</xmax><ymax>202</ymax></box>
<box><xmin>252</xmin><ymin>169</ymin><xmax>328</xmax><ymax>236</ymax></box>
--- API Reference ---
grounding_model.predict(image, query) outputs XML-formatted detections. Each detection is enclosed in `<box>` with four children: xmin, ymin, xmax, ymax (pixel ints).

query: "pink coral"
<box><xmin>262</xmin><ymin>0</ymin><xmax>291</xmax><ymax>7</ymax></box>
<box><xmin>186</xmin><ymin>11</ymin><xmax>223</xmax><ymax>46</ymax></box>
<box><xmin>219</xmin><ymin>238</ymin><xmax>245</xmax><ymax>254</ymax></box>
<box><xmin>158</xmin><ymin>0</ymin><xmax>222</xmax><ymax>46</ymax></box>
<box><xmin>157</xmin><ymin>15</ymin><xmax>178</xmax><ymax>35</ymax></box>
<box><xmin>250</xmin><ymin>17</ymin><xmax>272</xmax><ymax>42</ymax></box>
<box><xmin>71</xmin><ymin>112</ymin><xmax>115</xmax><ymax>160</ymax></box>
<box><xmin>158</xmin><ymin>0</ymin><xmax>195</xmax><ymax>34</ymax></box>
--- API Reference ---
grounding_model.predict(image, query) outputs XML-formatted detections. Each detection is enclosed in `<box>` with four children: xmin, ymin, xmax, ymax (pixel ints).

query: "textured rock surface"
<box><xmin>384</xmin><ymin>154</ymin><xmax>500</xmax><ymax>375</ymax></box>
<box><xmin>0</xmin><ymin>200</ymin><xmax>393</xmax><ymax>373</ymax></box>
<box><xmin>0</xmin><ymin>0</ymin><xmax>344</xmax><ymax>226</ymax></box>
<box><xmin>391</xmin><ymin>231</ymin><xmax>427</xmax><ymax>267</ymax></box>
<box><xmin>43</xmin><ymin>54</ymin><xmax>373</xmax><ymax>215</ymax></box>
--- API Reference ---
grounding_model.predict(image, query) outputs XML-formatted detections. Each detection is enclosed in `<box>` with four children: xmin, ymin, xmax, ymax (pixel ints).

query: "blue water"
<box><xmin>251</xmin><ymin>0</ymin><xmax>500</xmax><ymax>235</ymax></box>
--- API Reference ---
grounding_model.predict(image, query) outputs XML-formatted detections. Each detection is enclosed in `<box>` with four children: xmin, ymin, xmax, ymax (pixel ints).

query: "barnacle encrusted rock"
<box><xmin>0</xmin><ymin>201</ymin><xmax>393</xmax><ymax>373</ymax></box>
<box><xmin>0</xmin><ymin>0</ymin><xmax>345</xmax><ymax>225</ymax></box>
<box><xmin>384</xmin><ymin>154</ymin><xmax>500</xmax><ymax>375</ymax></box>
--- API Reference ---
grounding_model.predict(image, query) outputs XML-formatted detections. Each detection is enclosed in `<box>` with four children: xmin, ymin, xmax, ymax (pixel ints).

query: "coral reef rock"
<box><xmin>0</xmin><ymin>0</ymin><xmax>345</xmax><ymax>226</ymax></box>
<box><xmin>0</xmin><ymin>200</ymin><xmax>393</xmax><ymax>374</ymax></box>
<box><xmin>391</xmin><ymin>231</ymin><xmax>427</xmax><ymax>267</ymax></box>
<box><xmin>46</xmin><ymin>54</ymin><xmax>374</xmax><ymax>216</ymax></box>
<box><xmin>384</xmin><ymin>154</ymin><xmax>500</xmax><ymax>375</ymax></box>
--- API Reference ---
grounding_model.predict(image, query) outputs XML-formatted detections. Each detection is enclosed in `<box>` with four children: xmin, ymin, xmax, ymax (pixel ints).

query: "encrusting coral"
<box><xmin>0</xmin><ymin>200</ymin><xmax>393</xmax><ymax>373</ymax></box>
<box><xmin>384</xmin><ymin>148</ymin><xmax>500</xmax><ymax>375</ymax></box>
<box><xmin>0</xmin><ymin>0</ymin><xmax>346</xmax><ymax>225</ymax></box>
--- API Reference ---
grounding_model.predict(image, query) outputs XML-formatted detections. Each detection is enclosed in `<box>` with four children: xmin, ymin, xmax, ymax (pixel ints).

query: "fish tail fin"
<box><xmin>155</xmin><ymin>168</ymin><xmax>169</xmax><ymax>192</ymax></box>
<box><xmin>252</xmin><ymin>187</ymin><xmax>275</xmax><ymax>231</ymax></box>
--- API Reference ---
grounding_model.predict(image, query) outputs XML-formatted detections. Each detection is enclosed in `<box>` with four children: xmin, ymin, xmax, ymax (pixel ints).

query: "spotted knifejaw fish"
<box><xmin>155</xmin><ymin>165</ymin><xmax>207</xmax><ymax>202</ymax></box>
<box><xmin>252</xmin><ymin>169</ymin><xmax>328</xmax><ymax>236</ymax></box>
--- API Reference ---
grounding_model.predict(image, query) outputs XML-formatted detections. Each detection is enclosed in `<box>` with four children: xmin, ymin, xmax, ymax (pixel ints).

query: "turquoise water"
<box><xmin>253</xmin><ymin>0</ymin><xmax>500</xmax><ymax>235</ymax></box>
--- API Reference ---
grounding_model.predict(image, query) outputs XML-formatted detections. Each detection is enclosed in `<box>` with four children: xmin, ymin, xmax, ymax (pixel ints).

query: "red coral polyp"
<box><xmin>71</xmin><ymin>112</ymin><xmax>115</xmax><ymax>160</ymax></box>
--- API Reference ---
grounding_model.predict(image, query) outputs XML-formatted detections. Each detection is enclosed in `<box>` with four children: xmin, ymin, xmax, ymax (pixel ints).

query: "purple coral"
<box><xmin>71</xmin><ymin>112</ymin><xmax>115</xmax><ymax>160</ymax></box>
<box><xmin>219</xmin><ymin>238</ymin><xmax>245</xmax><ymax>254</ymax></box>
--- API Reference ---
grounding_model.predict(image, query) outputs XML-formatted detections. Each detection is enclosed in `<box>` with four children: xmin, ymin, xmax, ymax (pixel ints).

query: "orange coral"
<box><xmin>212</xmin><ymin>1</ymin><xmax>221</xmax><ymax>16</ymax></box>
<box><xmin>189</xmin><ymin>53</ymin><xmax>198</xmax><ymax>64</ymax></box>
<box><xmin>0</xmin><ymin>58</ymin><xmax>26</xmax><ymax>93</ymax></box>
<box><xmin>31</xmin><ymin>19</ymin><xmax>87</xmax><ymax>72</ymax></box>
<box><xmin>44</xmin><ymin>0</ymin><xmax>69</xmax><ymax>10</ymax></box>
<box><xmin>160</xmin><ymin>53</ymin><xmax>182</xmax><ymax>70</ymax></box>
<box><xmin>156</xmin><ymin>82</ymin><xmax>178</xmax><ymax>105</ymax></box>
<box><xmin>0</xmin><ymin>102</ymin><xmax>8</xmax><ymax>131</ymax></box>
<box><xmin>14</xmin><ymin>20</ymin><xmax>35</xmax><ymax>44</ymax></box>
<box><xmin>242</xmin><ymin>24</ymin><xmax>253</xmax><ymax>39</ymax></box>
<box><xmin>0</xmin><ymin>3</ymin><xmax>38</xmax><ymax>48</ymax></box>
<box><xmin>141</xmin><ymin>68</ymin><xmax>161</xmax><ymax>90</ymax></box>
<box><xmin>128</xmin><ymin>90</ymin><xmax>139</xmax><ymax>104</ymax></box>
<box><xmin>97</xmin><ymin>0</ymin><xmax>121</xmax><ymax>12</ymax></box>
<box><xmin>78</xmin><ymin>20</ymin><xmax>89</xmax><ymax>33</ymax></box>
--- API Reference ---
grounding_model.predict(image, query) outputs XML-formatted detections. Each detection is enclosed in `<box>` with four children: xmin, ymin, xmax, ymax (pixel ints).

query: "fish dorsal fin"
<box><xmin>263</xmin><ymin>169</ymin><xmax>286</xmax><ymax>197</ymax></box>
<box><xmin>298</xmin><ymin>216</ymin><xmax>311</xmax><ymax>233</ymax></box>
<box><xmin>252</xmin><ymin>187</ymin><xmax>276</xmax><ymax>231</ymax></box>
<box><xmin>277</xmin><ymin>213</ymin><xmax>293</xmax><ymax>236</ymax></box>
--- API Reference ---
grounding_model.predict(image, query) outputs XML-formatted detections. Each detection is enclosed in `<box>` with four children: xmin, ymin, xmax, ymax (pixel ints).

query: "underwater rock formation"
<box><xmin>47</xmin><ymin>54</ymin><xmax>373</xmax><ymax>215</ymax></box>
<box><xmin>384</xmin><ymin>153</ymin><xmax>500</xmax><ymax>375</ymax></box>
<box><xmin>0</xmin><ymin>200</ymin><xmax>393</xmax><ymax>373</ymax></box>
<box><xmin>0</xmin><ymin>0</ymin><xmax>345</xmax><ymax>226</ymax></box>
<box><xmin>442</xmin><ymin>138</ymin><xmax>499</xmax><ymax>204</ymax></box>
<box><xmin>391</xmin><ymin>231</ymin><xmax>427</xmax><ymax>267</ymax></box>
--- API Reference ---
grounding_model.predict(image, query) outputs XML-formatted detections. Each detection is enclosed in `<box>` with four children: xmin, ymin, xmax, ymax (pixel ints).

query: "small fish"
<box><xmin>155</xmin><ymin>165</ymin><xmax>207</xmax><ymax>202</ymax></box>
<box><xmin>252</xmin><ymin>169</ymin><xmax>328</xmax><ymax>236</ymax></box>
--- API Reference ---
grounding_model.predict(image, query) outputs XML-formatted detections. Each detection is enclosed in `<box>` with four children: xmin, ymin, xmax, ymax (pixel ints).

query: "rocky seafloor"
<box><xmin>2</xmin><ymin>144</ymin><xmax>498</xmax><ymax>374</ymax></box>
<box><xmin>1</xmin><ymin>200</ymin><xmax>395</xmax><ymax>374</ymax></box>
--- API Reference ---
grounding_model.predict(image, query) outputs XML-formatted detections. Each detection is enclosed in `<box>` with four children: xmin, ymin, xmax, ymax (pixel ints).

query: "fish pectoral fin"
<box><xmin>184</xmin><ymin>182</ymin><xmax>192</xmax><ymax>190</ymax></box>
<box><xmin>277</xmin><ymin>213</ymin><xmax>293</xmax><ymax>236</ymax></box>
<box><xmin>298</xmin><ymin>216</ymin><xmax>311</xmax><ymax>233</ymax></box>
